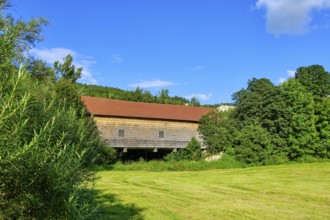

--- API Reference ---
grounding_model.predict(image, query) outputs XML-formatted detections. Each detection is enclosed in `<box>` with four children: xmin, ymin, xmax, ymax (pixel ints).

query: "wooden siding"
<box><xmin>94</xmin><ymin>116</ymin><xmax>202</xmax><ymax>149</ymax></box>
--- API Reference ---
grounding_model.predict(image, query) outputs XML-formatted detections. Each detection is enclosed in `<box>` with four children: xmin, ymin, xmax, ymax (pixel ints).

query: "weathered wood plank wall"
<box><xmin>94</xmin><ymin>116</ymin><xmax>202</xmax><ymax>149</ymax></box>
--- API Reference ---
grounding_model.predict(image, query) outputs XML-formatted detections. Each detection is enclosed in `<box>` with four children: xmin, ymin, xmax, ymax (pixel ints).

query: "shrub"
<box><xmin>234</xmin><ymin>124</ymin><xmax>273</xmax><ymax>165</ymax></box>
<box><xmin>264</xmin><ymin>153</ymin><xmax>289</xmax><ymax>165</ymax></box>
<box><xmin>95</xmin><ymin>146</ymin><xmax>118</xmax><ymax>165</ymax></box>
<box><xmin>103</xmin><ymin>153</ymin><xmax>245</xmax><ymax>172</ymax></box>
<box><xmin>0</xmin><ymin>72</ymin><xmax>101</xmax><ymax>219</ymax></box>
<box><xmin>198</xmin><ymin>110</ymin><xmax>236</xmax><ymax>154</ymax></box>
<box><xmin>165</xmin><ymin>137</ymin><xmax>202</xmax><ymax>161</ymax></box>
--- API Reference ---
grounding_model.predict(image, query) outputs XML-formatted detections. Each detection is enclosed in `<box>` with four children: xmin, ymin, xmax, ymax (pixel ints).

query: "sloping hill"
<box><xmin>77</xmin><ymin>83</ymin><xmax>190</xmax><ymax>105</ymax></box>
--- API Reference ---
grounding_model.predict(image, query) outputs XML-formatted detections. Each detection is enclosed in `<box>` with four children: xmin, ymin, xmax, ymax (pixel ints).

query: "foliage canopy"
<box><xmin>199</xmin><ymin>67</ymin><xmax>330</xmax><ymax>164</ymax></box>
<box><xmin>0</xmin><ymin>1</ymin><xmax>107</xmax><ymax>218</ymax></box>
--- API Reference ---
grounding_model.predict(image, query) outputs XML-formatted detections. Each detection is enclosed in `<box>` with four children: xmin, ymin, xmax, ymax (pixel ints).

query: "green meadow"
<box><xmin>95</xmin><ymin>162</ymin><xmax>330</xmax><ymax>220</ymax></box>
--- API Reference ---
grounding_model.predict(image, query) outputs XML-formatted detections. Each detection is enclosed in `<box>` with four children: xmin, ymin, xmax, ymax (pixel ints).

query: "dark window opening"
<box><xmin>118</xmin><ymin>129</ymin><xmax>125</xmax><ymax>137</ymax></box>
<box><xmin>159</xmin><ymin>131</ymin><xmax>164</xmax><ymax>138</ymax></box>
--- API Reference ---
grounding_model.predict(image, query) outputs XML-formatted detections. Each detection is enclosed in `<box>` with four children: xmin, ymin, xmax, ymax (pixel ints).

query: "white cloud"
<box><xmin>185</xmin><ymin>93</ymin><xmax>213</xmax><ymax>101</ymax></box>
<box><xmin>278</xmin><ymin>69</ymin><xmax>297</xmax><ymax>84</ymax></box>
<box><xmin>278</xmin><ymin>77</ymin><xmax>287</xmax><ymax>84</ymax></box>
<box><xmin>30</xmin><ymin>48</ymin><xmax>77</xmax><ymax>64</ymax></box>
<box><xmin>30</xmin><ymin>47</ymin><xmax>98</xmax><ymax>84</ymax></box>
<box><xmin>192</xmin><ymin>66</ymin><xmax>203</xmax><ymax>71</ymax></box>
<box><xmin>287</xmin><ymin>70</ymin><xmax>296</xmax><ymax>77</ymax></box>
<box><xmin>256</xmin><ymin>0</ymin><xmax>330</xmax><ymax>35</ymax></box>
<box><xmin>128</xmin><ymin>80</ymin><xmax>175</xmax><ymax>88</ymax></box>
<box><xmin>111</xmin><ymin>54</ymin><xmax>123</xmax><ymax>63</ymax></box>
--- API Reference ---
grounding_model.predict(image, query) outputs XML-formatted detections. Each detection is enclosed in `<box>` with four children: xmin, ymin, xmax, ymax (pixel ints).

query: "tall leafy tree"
<box><xmin>129</xmin><ymin>87</ymin><xmax>156</xmax><ymax>103</ymax></box>
<box><xmin>295</xmin><ymin>65</ymin><xmax>330</xmax><ymax>100</ymax></box>
<box><xmin>0</xmin><ymin>2</ymin><xmax>103</xmax><ymax>218</ymax></box>
<box><xmin>199</xmin><ymin>110</ymin><xmax>236</xmax><ymax>154</ymax></box>
<box><xmin>295</xmin><ymin>65</ymin><xmax>330</xmax><ymax>158</ymax></box>
<box><xmin>54</xmin><ymin>54</ymin><xmax>82</xmax><ymax>82</ymax></box>
<box><xmin>190</xmin><ymin>96</ymin><xmax>201</xmax><ymax>107</ymax></box>
<box><xmin>199</xmin><ymin>66</ymin><xmax>329</xmax><ymax>164</ymax></box>
<box><xmin>233</xmin><ymin>78</ymin><xmax>275</xmax><ymax>121</ymax></box>
<box><xmin>157</xmin><ymin>89</ymin><xmax>170</xmax><ymax>104</ymax></box>
<box><xmin>141</xmin><ymin>90</ymin><xmax>156</xmax><ymax>103</ymax></box>
<box><xmin>314</xmin><ymin>97</ymin><xmax>330</xmax><ymax>157</ymax></box>
<box><xmin>233</xmin><ymin>78</ymin><xmax>289</xmax><ymax>156</ymax></box>
<box><xmin>25</xmin><ymin>57</ymin><xmax>56</xmax><ymax>82</ymax></box>
<box><xmin>0</xmin><ymin>0</ymin><xmax>48</xmax><ymax>70</ymax></box>
<box><xmin>234</xmin><ymin>123</ymin><xmax>273</xmax><ymax>165</ymax></box>
<box><xmin>281</xmin><ymin>79</ymin><xmax>318</xmax><ymax>159</ymax></box>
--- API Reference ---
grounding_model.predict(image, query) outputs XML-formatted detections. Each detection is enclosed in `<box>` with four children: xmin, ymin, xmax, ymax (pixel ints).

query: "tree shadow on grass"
<box><xmin>92</xmin><ymin>189</ymin><xmax>144</xmax><ymax>220</ymax></box>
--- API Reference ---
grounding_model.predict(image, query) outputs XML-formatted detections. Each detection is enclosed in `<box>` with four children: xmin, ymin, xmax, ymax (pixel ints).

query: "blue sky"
<box><xmin>12</xmin><ymin>0</ymin><xmax>330</xmax><ymax>104</ymax></box>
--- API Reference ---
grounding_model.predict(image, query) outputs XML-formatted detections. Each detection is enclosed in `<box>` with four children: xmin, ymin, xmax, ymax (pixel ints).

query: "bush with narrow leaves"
<box><xmin>0</xmin><ymin>72</ymin><xmax>102</xmax><ymax>219</ymax></box>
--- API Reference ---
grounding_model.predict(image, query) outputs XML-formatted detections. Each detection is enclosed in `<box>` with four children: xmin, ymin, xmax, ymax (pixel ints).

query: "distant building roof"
<box><xmin>81</xmin><ymin>96</ymin><xmax>213</xmax><ymax>122</ymax></box>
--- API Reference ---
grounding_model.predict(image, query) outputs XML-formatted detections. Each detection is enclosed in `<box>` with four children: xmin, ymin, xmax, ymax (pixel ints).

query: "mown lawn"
<box><xmin>95</xmin><ymin>162</ymin><xmax>330</xmax><ymax>219</ymax></box>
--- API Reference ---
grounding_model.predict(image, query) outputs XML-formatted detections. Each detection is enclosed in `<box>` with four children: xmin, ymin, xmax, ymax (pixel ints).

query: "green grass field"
<box><xmin>95</xmin><ymin>162</ymin><xmax>330</xmax><ymax>219</ymax></box>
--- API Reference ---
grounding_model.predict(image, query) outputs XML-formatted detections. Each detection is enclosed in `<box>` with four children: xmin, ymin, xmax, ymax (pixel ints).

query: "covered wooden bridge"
<box><xmin>82</xmin><ymin>96</ymin><xmax>212</xmax><ymax>152</ymax></box>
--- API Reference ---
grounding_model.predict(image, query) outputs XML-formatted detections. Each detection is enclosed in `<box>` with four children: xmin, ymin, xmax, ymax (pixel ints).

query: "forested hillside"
<box><xmin>77</xmin><ymin>83</ymin><xmax>193</xmax><ymax>106</ymax></box>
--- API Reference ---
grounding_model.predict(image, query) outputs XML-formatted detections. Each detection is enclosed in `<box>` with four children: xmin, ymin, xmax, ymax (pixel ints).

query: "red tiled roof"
<box><xmin>81</xmin><ymin>96</ymin><xmax>213</xmax><ymax>122</ymax></box>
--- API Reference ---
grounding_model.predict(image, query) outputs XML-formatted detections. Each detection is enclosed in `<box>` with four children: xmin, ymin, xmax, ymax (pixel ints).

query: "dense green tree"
<box><xmin>0</xmin><ymin>71</ymin><xmax>103</xmax><ymax>219</ymax></box>
<box><xmin>234</xmin><ymin>123</ymin><xmax>273</xmax><ymax>165</ymax></box>
<box><xmin>128</xmin><ymin>87</ymin><xmax>157</xmax><ymax>103</ymax></box>
<box><xmin>199</xmin><ymin>110</ymin><xmax>236</xmax><ymax>154</ymax></box>
<box><xmin>199</xmin><ymin>71</ymin><xmax>330</xmax><ymax>164</ymax></box>
<box><xmin>314</xmin><ymin>97</ymin><xmax>330</xmax><ymax>157</ymax></box>
<box><xmin>165</xmin><ymin>137</ymin><xmax>202</xmax><ymax>161</ymax></box>
<box><xmin>25</xmin><ymin>57</ymin><xmax>56</xmax><ymax>82</ymax></box>
<box><xmin>198</xmin><ymin>67</ymin><xmax>330</xmax><ymax>164</ymax></box>
<box><xmin>281</xmin><ymin>79</ymin><xmax>318</xmax><ymax>159</ymax></box>
<box><xmin>184</xmin><ymin>137</ymin><xmax>203</xmax><ymax>161</ymax></box>
<box><xmin>295</xmin><ymin>65</ymin><xmax>330</xmax><ymax>158</ymax></box>
<box><xmin>76</xmin><ymin>83</ymin><xmax>190</xmax><ymax>105</ymax></box>
<box><xmin>199</xmin><ymin>111</ymin><xmax>223</xmax><ymax>152</ymax></box>
<box><xmin>141</xmin><ymin>90</ymin><xmax>156</xmax><ymax>103</ymax></box>
<box><xmin>77</xmin><ymin>83</ymin><xmax>127</xmax><ymax>99</ymax></box>
<box><xmin>295</xmin><ymin>65</ymin><xmax>330</xmax><ymax>100</ymax></box>
<box><xmin>0</xmin><ymin>2</ymin><xmax>103</xmax><ymax>218</ymax></box>
<box><xmin>190</xmin><ymin>96</ymin><xmax>201</xmax><ymax>107</ymax></box>
<box><xmin>204</xmin><ymin>77</ymin><xmax>288</xmax><ymax>164</ymax></box>
<box><xmin>54</xmin><ymin>54</ymin><xmax>82</xmax><ymax>82</ymax></box>
<box><xmin>54</xmin><ymin>78</ymin><xmax>85</xmax><ymax>113</ymax></box>
<box><xmin>233</xmin><ymin>78</ymin><xmax>289</xmax><ymax>155</ymax></box>
<box><xmin>247</xmin><ymin>77</ymin><xmax>275</xmax><ymax>94</ymax></box>
<box><xmin>233</xmin><ymin>78</ymin><xmax>276</xmax><ymax>121</ymax></box>
<box><xmin>130</xmin><ymin>87</ymin><xmax>144</xmax><ymax>102</ymax></box>
<box><xmin>0</xmin><ymin>0</ymin><xmax>48</xmax><ymax>71</ymax></box>
<box><xmin>157</xmin><ymin>89</ymin><xmax>170</xmax><ymax>104</ymax></box>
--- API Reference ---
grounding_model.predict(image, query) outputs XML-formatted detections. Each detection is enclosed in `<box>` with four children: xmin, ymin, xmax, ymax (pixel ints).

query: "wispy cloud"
<box><xmin>186</xmin><ymin>93</ymin><xmax>213</xmax><ymax>101</ymax></box>
<box><xmin>256</xmin><ymin>0</ymin><xmax>330</xmax><ymax>35</ymax></box>
<box><xmin>128</xmin><ymin>80</ymin><xmax>175</xmax><ymax>88</ymax></box>
<box><xmin>30</xmin><ymin>48</ymin><xmax>77</xmax><ymax>64</ymax></box>
<box><xmin>192</xmin><ymin>66</ymin><xmax>203</xmax><ymax>71</ymax></box>
<box><xmin>30</xmin><ymin>47</ymin><xmax>98</xmax><ymax>84</ymax></box>
<box><xmin>111</xmin><ymin>54</ymin><xmax>123</xmax><ymax>63</ymax></box>
<box><xmin>278</xmin><ymin>77</ymin><xmax>287</xmax><ymax>84</ymax></box>
<box><xmin>278</xmin><ymin>69</ymin><xmax>296</xmax><ymax>84</ymax></box>
<box><xmin>287</xmin><ymin>70</ymin><xmax>296</xmax><ymax>77</ymax></box>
